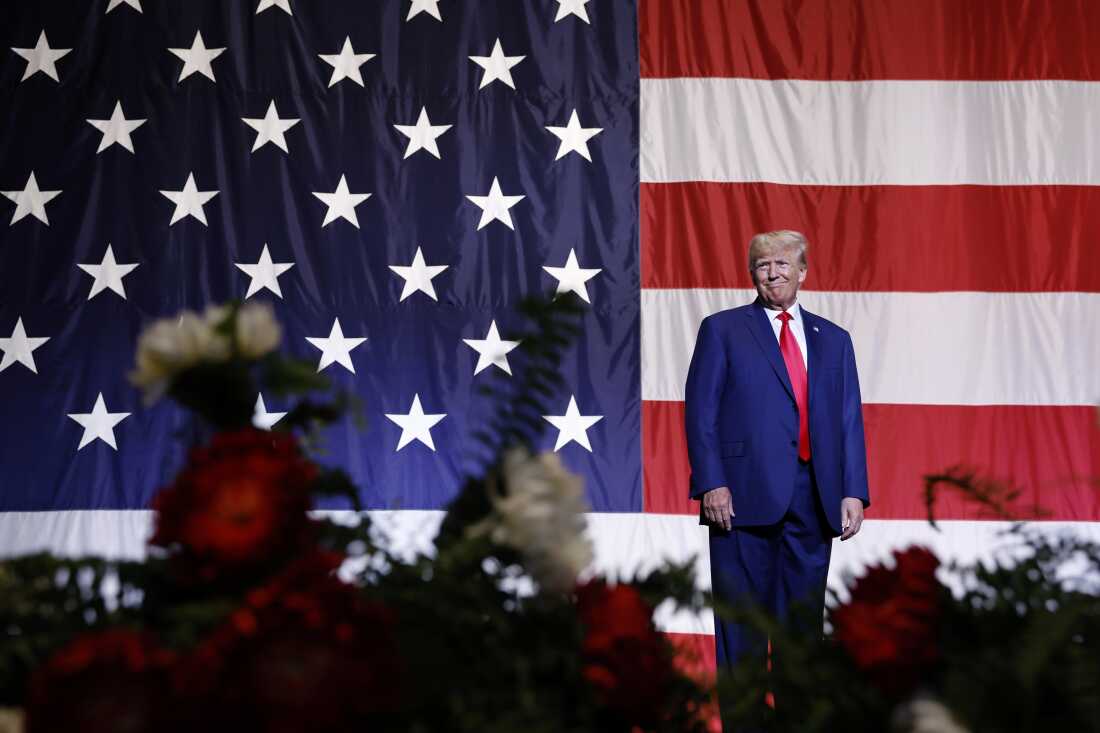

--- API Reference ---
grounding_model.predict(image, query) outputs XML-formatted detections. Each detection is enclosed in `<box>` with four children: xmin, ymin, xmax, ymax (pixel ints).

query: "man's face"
<box><xmin>751</xmin><ymin>246</ymin><xmax>807</xmax><ymax>310</ymax></box>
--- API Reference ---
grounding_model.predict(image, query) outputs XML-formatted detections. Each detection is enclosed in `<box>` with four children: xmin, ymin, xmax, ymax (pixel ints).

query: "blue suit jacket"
<box><xmin>684</xmin><ymin>299</ymin><xmax>870</xmax><ymax>536</ymax></box>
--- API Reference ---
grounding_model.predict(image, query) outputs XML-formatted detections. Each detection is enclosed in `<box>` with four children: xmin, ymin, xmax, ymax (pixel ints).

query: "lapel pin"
<box><xmin>813</xmin><ymin>326</ymin><xmax>819</xmax><ymax>332</ymax></box>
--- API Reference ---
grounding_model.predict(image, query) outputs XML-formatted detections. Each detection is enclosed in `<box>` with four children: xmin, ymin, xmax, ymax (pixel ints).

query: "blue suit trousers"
<box><xmin>710</xmin><ymin>460</ymin><xmax>832</xmax><ymax>671</ymax></box>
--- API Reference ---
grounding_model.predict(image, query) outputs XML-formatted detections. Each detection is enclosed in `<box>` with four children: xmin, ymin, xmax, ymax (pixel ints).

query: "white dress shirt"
<box><xmin>763</xmin><ymin>301</ymin><xmax>808</xmax><ymax>371</ymax></box>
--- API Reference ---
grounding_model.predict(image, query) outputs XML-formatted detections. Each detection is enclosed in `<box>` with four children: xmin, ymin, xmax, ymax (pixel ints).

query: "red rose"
<box><xmin>576</xmin><ymin>580</ymin><xmax>674</xmax><ymax>728</ymax></box>
<box><xmin>150</xmin><ymin>429</ymin><xmax>318</xmax><ymax>581</ymax></box>
<box><xmin>178</xmin><ymin>552</ymin><xmax>403</xmax><ymax>731</ymax></box>
<box><xmin>831</xmin><ymin>546</ymin><xmax>943</xmax><ymax>697</ymax></box>
<box><xmin>25</xmin><ymin>629</ymin><xmax>176</xmax><ymax>733</ymax></box>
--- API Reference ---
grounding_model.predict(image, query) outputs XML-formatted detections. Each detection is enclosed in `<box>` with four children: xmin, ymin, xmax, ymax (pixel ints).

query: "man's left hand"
<box><xmin>840</xmin><ymin>498</ymin><xmax>864</xmax><ymax>541</ymax></box>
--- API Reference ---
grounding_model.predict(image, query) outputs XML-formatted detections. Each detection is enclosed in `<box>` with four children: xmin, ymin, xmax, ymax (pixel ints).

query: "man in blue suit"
<box><xmin>685</xmin><ymin>230</ymin><xmax>870</xmax><ymax>672</ymax></box>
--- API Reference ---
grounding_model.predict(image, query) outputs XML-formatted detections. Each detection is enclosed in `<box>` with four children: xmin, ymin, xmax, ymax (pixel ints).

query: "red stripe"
<box><xmin>639</xmin><ymin>0</ymin><xmax>1100</xmax><ymax>81</ymax></box>
<box><xmin>643</xmin><ymin>401</ymin><xmax>1100</xmax><ymax>520</ymax></box>
<box><xmin>667</xmin><ymin>631</ymin><xmax>717</xmax><ymax>681</ymax></box>
<box><xmin>641</xmin><ymin>182</ymin><xmax>1100</xmax><ymax>292</ymax></box>
<box><xmin>665</xmin><ymin>632</ymin><xmax>720</xmax><ymax>732</ymax></box>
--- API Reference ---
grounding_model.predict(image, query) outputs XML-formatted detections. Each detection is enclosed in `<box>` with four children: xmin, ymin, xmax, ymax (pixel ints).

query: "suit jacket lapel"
<box><xmin>744</xmin><ymin>299</ymin><xmax>795</xmax><ymax>401</ymax></box>
<box><xmin>802</xmin><ymin>308</ymin><xmax>824</xmax><ymax>405</ymax></box>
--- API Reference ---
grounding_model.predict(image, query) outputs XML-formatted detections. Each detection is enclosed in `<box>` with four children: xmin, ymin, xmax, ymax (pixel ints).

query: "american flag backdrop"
<box><xmin>2</xmin><ymin>0</ymin><xmax>1100</xmax><ymax>675</ymax></box>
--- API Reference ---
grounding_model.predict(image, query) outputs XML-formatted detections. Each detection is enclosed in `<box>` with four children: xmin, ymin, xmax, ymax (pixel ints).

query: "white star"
<box><xmin>306</xmin><ymin>318</ymin><xmax>366</xmax><ymax>373</ymax></box>
<box><xmin>318</xmin><ymin>36</ymin><xmax>375</xmax><ymax>88</ymax></box>
<box><xmin>68</xmin><ymin>393</ymin><xmax>130</xmax><ymax>451</ymax></box>
<box><xmin>256</xmin><ymin>0</ymin><xmax>293</xmax><ymax>14</ymax></box>
<box><xmin>465</xmin><ymin>177</ymin><xmax>525</xmax><ymax>231</ymax></box>
<box><xmin>394</xmin><ymin>107</ymin><xmax>452</xmax><ymax>159</ymax></box>
<box><xmin>312</xmin><ymin>175</ymin><xmax>371</xmax><ymax>228</ymax></box>
<box><xmin>242</xmin><ymin>100</ymin><xmax>300</xmax><ymax>154</ymax></box>
<box><xmin>546</xmin><ymin>109</ymin><xmax>603</xmax><ymax>162</ymax></box>
<box><xmin>78</xmin><ymin>244</ymin><xmax>139</xmax><ymax>300</ymax></box>
<box><xmin>407</xmin><ymin>0</ymin><xmax>443</xmax><ymax>21</ymax></box>
<box><xmin>167</xmin><ymin>31</ymin><xmax>226</xmax><ymax>83</ymax></box>
<box><xmin>554</xmin><ymin>0</ymin><xmax>591</xmax><ymax>23</ymax></box>
<box><xmin>11</xmin><ymin>31</ymin><xmax>71</xmax><ymax>83</ymax></box>
<box><xmin>235</xmin><ymin>244</ymin><xmax>294</xmax><ymax>299</ymax></box>
<box><xmin>106</xmin><ymin>0</ymin><xmax>143</xmax><ymax>13</ymax></box>
<box><xmin>86</xmin><ymin>101</ymin><xmax>147</xmax><ymax>154</ymax></box>
<box><xmin>385</xmin><ymin>394</ymin><xmax>446</xmax><ymax>451</ymax></box>
<box><xmin>543</xmin><ymin>249</ymin><xmax>601</xmax><ymax>303</ymax></box>
<box><xmin>543</xmin><ymin>395</ymin><xmax>603</xmax><ymax>452</ymax></box>
<box><xmin>253</xmin><ymin>394</ymin><xmax>287</xmax><ymax>430</ymax></box>
<box><xmin>159</xmin><ymin>172</ymin><xmax>218</xmax><ymax>226</ymax></box>
<box><xmin>469</xmin><ymin>38</ymin><xmax>525</xmax><ymax>90</ymax></box>
<box><xmin>463</xmin><ymin>320</ymin><xmax>521</xmax><ymax>376</ymax></box>
<box><xmin>2</xmin><ymin>172</ymin><xmax>61</xmax><ymax>226</ymax></box>
<box><xmin>0</xmin><ymin>318</ymin><xmax>49</xmax><ymax>374</ymax></box>
<box><xmin>389</xmin><ymin>246</ymin><xmax>448</xmax><ymax>301</ymax></box>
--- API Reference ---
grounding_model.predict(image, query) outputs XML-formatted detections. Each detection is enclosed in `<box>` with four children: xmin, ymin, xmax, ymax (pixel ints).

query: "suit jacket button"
<box><xmin>790</xmin><ymin>440</ymin><xmax>797</xmax><ymax>447</ymax></box>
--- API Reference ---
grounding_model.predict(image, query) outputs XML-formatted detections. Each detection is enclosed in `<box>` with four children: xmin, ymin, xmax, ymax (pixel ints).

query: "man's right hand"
<box><xmin>703</xmin><ymin>486</ymin><xmax>735</xmax><ymax>531</ymax></box>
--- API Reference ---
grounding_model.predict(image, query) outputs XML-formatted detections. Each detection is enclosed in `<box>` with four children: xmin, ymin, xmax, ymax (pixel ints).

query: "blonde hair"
<box><xmin>747</xmin><ymin>230</ymin><xmax>809</xmax><ymax>271</ymax></box>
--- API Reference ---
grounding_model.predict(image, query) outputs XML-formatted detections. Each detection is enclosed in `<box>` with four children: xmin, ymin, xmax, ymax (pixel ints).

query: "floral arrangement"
<box><xmin>0</xmin><ymin>299</ymin><xmax>712</xmax><ymax>732</ymax></box>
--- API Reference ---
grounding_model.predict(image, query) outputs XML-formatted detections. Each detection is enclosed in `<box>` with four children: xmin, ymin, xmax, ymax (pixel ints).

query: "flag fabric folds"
<box><xmin>1</xmin><ymin>2</ymin><xmax>639</xmax><ymax>522</ymax></box>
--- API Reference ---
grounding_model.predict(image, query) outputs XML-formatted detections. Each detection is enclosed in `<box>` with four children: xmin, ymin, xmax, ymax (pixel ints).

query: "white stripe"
<box><xmin>0</xmin><ymin>510</ymin><xmax>448</xmax><ymax>562</ymax></box>
<box><xmin>0</xmin><ymin>510</ymin><xmax>153</xmax><ymax>560</ymax></box>
<box><xmin>3</xmin><ymin>511</ymin><xmax>1097</xmax><ymax>636</ymax></box>
<box><xmin>640</xmin><ymin>289</ymin><xmax>1100</xmax><ymax>405</ymax></box>
<box><xmin>590</xmin><ymin>516</ymin><xmax>1100</xmax><ymax>635</ymax></box>
<box><xmin>641</xmin><ymin>78</ymin><xmax>1100</xmax><ymax>185</ymax></box>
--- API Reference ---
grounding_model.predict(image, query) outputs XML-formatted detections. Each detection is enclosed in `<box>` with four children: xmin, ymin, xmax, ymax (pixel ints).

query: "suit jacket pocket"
<box><xmin>720</xmin><ymin>441</ymin><xmax>746</xmax><ymax>458</ymax></box>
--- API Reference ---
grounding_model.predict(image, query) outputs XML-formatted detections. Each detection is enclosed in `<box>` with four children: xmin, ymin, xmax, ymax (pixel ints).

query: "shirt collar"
<box><xmin>762</xmin><ymin>301</ymin><xmax>802</xmax><ymax>324</ymax></box>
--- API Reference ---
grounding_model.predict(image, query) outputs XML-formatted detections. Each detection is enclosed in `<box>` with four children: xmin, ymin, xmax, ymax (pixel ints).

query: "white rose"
<box><xmin>129</xmin><ymin>310</ymin><xmax>231</xmax><ymax>404</ymax></box>
<box><xmin>189</xmin><ymin>308</ymin><xmax>233</xmax><ymax>362</ymax></box>
<box><xmin>234</xmin><ymin>301</ymin><xmax>281</xmax><ymax>359</ymax></box>
<box><xmin>891</xmin><ymin>695</ymin><xmax>971</xmax><ymax>733</ymax></box>
<box><xmin>0</xmin><ymin>708</ymin><xmax>23</xmax><ymax>733</ymax></box>
<box><xmin>201</xmin><ymin>303</ymin><xmax>232</xmax><ymax>332</ymax></box>
<box><xmin>469</xmin><ymin>448</ymin><xmax>594</xmax><ymax>594</ymax></box>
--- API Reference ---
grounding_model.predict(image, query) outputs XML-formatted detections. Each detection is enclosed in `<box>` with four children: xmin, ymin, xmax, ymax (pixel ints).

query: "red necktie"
<box><xmin>776</xmin><ymin>311</ymin><xmax>811</xmax><ymax>461</ymax></box>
